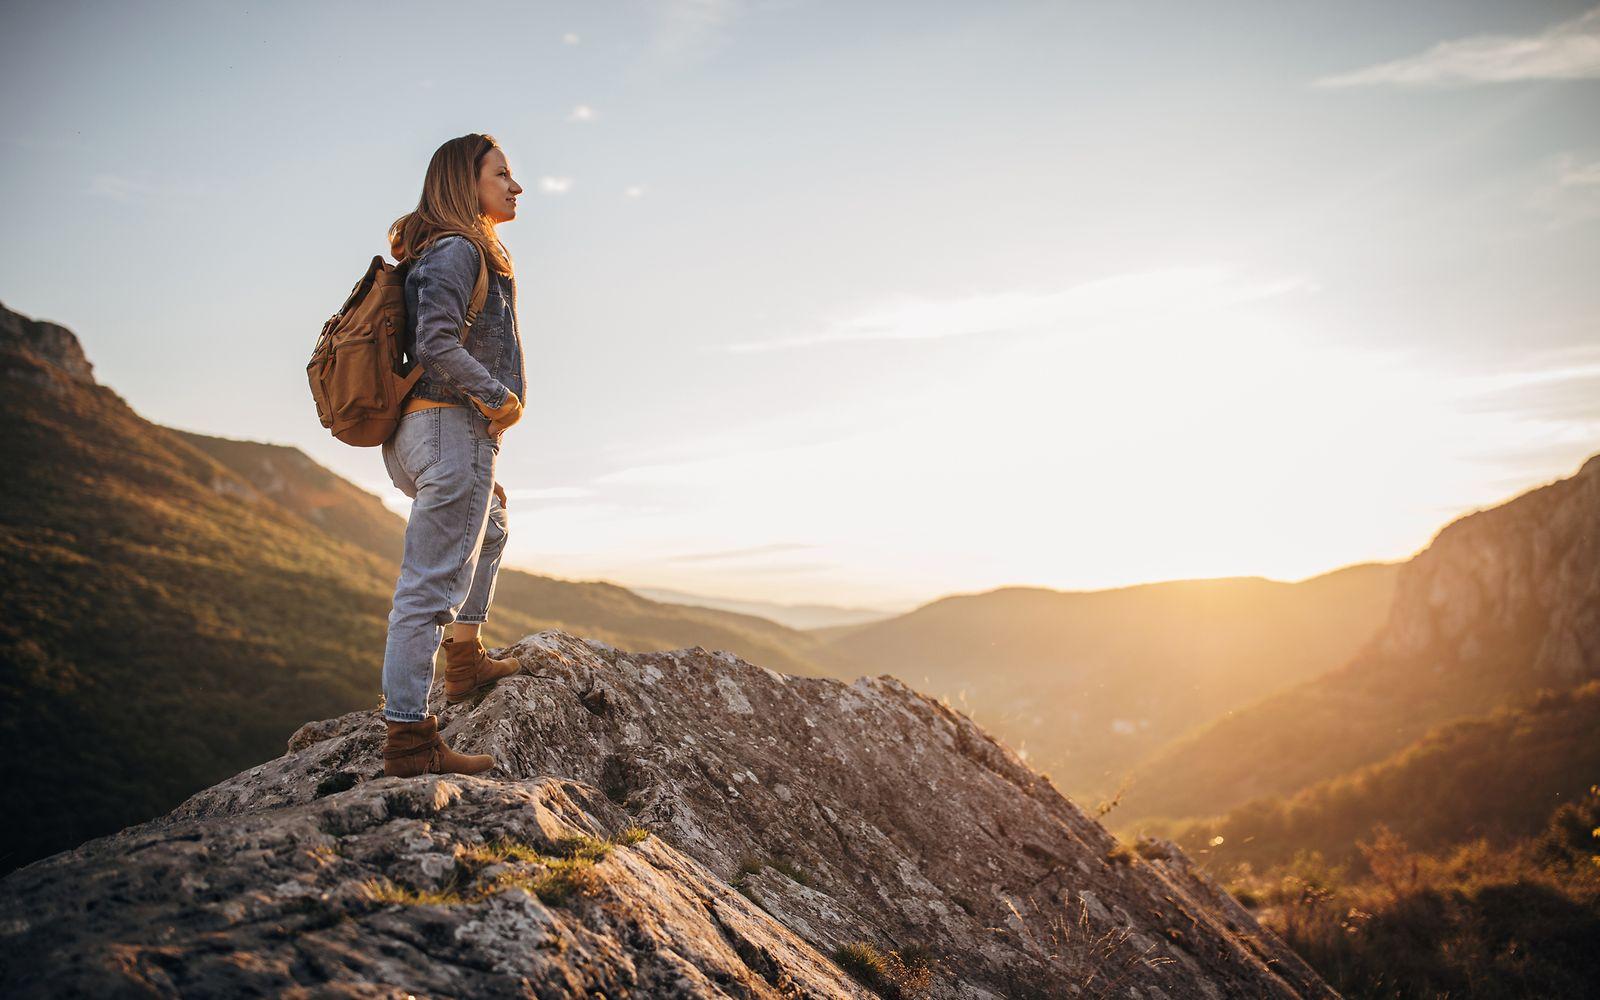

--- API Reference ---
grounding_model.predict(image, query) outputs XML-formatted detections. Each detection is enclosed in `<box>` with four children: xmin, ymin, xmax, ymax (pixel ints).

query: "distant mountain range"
<box><xmin>820</xmin><ymin>565</ymin><xmax>1401</xmax><ymax>799</ymax></box>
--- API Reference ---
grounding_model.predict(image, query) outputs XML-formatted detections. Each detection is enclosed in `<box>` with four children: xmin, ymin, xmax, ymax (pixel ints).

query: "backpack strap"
<box><xmin>401</xmin><ymin>237</ymin><xmax>491</xmax><ymax>348</ymax></box>
<box><xmin>460</xmin><ymin>252</ymin><xmax>489</xmax><ymax>349</ymax></box>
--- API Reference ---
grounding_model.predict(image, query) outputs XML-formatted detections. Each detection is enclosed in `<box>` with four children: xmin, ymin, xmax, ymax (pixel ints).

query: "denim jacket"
<box><xmin>403</xmin><ymin>235</ymin><xmax>524</xmax><ymax>410</ymax></box>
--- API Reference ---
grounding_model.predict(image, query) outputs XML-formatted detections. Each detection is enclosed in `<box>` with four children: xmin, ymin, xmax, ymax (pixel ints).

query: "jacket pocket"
<box><xmin>466</xmin><ymin>315</ymin><xmax>505</xmax><ymax>376</ymax></box>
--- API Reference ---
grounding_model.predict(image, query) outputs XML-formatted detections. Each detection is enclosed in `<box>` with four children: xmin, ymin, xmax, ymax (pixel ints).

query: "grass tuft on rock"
<box><xmin>358</xmin><ymin>829</ymin><xmax>641</xmax><ymax>910</ymax></box>
<box><xmin>358</xmin><ymin>876</ymin><xmax>465</xmax><ymax>907</ymax></box>
<box><xmin>832</xmin><ymin>939</ymin><xmax>935</xmax><ymax>1000</ymax></box>
<box><xmin>616</xmin><ymin>823</ymin><xmax>651</xmax><ymax>845</ymax></box>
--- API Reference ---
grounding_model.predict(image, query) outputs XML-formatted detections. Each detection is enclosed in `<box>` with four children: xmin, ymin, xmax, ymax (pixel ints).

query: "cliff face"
<box><xmin>0</xmin><ymin>630</ymin><xmax>1335</xmax><ymax>999</ymax></box>
<box><xmin>1120</xmin><ymin>453</ymin><xmax>1600</xmax><ymax>822</ymax></box>
<box><xmin>1374</xmin><ymin>453</ymin><xmax>1600</xmax><ymax>685</ymax></box>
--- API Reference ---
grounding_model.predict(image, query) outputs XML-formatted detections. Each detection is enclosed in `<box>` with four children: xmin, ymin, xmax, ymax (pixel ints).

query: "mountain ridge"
<box><xmin>821</xmin><ymin>562</ymin><xmax>1402</xmax><ymax>799</ymax></box>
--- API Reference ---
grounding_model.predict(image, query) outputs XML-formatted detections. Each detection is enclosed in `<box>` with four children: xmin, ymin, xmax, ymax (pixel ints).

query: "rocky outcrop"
<box><xmin>0</xmin><ymin>299</ymin><xmax>96</xmax><ymax>386</ymax></box>
<box><xmin>0</xmin><ymin>630</ymin><xmax>1335</xmax><ymax>998</ymax></box>
<box><xmin>1376</xmin><ymin>453</ymin><xmax>1600</xmax><ymax>684</ymax></box>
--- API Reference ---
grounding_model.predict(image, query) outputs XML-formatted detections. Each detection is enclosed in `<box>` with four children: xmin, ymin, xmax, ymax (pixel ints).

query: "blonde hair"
<box><xmin>388</xmin><ymin>133</ymin><xmax>514</xmax><ymax>276</ymax></box>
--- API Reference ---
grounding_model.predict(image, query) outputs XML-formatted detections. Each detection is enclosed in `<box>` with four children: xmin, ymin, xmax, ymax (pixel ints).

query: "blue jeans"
<box><xmin>380</xmin><ymin>405</ymin><xmax>507</xmax><ymax>722</ymax></box>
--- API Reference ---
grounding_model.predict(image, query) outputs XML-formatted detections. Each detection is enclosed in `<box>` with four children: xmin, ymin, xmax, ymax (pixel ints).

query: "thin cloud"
<box><xmin>647</xmin><ymin>0</ymin><xmax>803</xmax><ymax>66</ymax></box>
<box><xmin>505</xmin><ymin>486</ymin><xmax>595</xmax><ymax>501</ymax></box>
<box><xmin>722</xmin><ymin>267</ymin><xmax>1313</xmax><ymax>353</ymax></box>
<box><xmin>1527</xmin><ymin>151</ymin><xmax>1600</xmax><ymax>230</ymax></box>
<box><xmin>379</xmin><ymin>485</ymin><xmax>595</xmax><ymax>510</ymax></box>
<box><xmin>651</xmin><ymin>0</ymin><xmax>744</xmax><ymax>63</ymax></box>
<box><xmin>721</xmin><ymin>560</ymin><xmax>838</xmax><ymax>576</ymax></box>
<box><xmin>568</xmin><ymin>104</ymin><xmax>595</xmax><ymax>122</ymax></box>
<box><xmin>1314</xmin><ymin>6</ymin><xmax>1600</xmax><ymax>87</ymax></box>
<box><xmin>539</xmin><ymin>176</ymin><xmax>573</xmax><ymax>194</ymax></box>
<box><xmin>591</xmin><ymin>412</ymin><xmax>866</xmax><ymax>491</ymax></box>
<box><xmin>1490</xmin><ymin>340</ymin><xmax>1600</xmax><ymax>374</ymax></box>
<box><xmin>1452</xmin><ymin>361</ymin><xmax>1600</xmax><ymax>423</ymax></box>
<box><xmin>662</xmin><ymin>542</ymin><xmax>816</xmax><ymax>563</ymax></box>
<box><xmin>1562</xmin><ymin>158</ymin><xmax>1600</xmax><ymax>186</ymax></box>
<box><xmin>562</xmin><ymin>32</ymin><xmax>580</xmax><ymax>45</ymax></box>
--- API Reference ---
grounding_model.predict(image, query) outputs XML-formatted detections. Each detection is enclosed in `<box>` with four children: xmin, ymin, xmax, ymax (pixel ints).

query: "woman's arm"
<box><xmin>409</xmin><ymin>236</ymin><xmax>510</xmax><ymax>408</ymax></box>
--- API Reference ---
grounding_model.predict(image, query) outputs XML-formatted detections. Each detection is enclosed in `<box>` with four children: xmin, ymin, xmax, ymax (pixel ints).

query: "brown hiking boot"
<box><xmin>443</xmin><ymin>635</ymin><xmax>522</xmax><ymax>704</ymax></box>
<box><xmin>382</xmin><ymin>715</ymin><xmax>494</xmax><ymax>778</ymax></box>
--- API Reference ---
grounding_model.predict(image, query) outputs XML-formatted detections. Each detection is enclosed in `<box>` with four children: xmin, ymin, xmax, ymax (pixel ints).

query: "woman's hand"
<box><xmin>471</xmin><ymin>388</ymin><xmax>523</xmax><ymax>436</ymax></box>
<box><xmin>493</xmin><ymin>481</ymin><xmax>508</xmax><ymax>509</ymax></box>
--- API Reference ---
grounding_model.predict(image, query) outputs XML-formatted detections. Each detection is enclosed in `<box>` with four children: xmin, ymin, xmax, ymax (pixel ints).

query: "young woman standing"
<box><xmin>378</xmin><ymin>133</ymin><xmax>527</xmax><ymax>778</ymax></box>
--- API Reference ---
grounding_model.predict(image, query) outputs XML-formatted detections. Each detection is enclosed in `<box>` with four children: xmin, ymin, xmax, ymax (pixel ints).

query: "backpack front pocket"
<box><xmin>328</xmin><ymin>332</ymin><xmax>387</xmax><ymax>419</ymax></box>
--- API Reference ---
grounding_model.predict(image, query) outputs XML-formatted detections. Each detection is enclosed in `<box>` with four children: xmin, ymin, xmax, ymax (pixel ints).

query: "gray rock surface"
<box><xmin>0</xmin><ymin>630</ymin><xmax>1337</xmax><ymax>998</ymax></box>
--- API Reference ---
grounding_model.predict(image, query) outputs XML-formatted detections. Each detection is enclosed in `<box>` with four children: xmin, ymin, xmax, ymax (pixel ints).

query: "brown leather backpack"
<box><xmin>307</xmin><ymin>249</ymin><xmax>488</xmax><ymax>446</ymax></box>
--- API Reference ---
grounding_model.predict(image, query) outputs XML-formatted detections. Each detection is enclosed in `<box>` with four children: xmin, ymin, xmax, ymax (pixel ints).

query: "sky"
<box><xmin>2</xmin><ymin>0</ymin><xmax>1598</xmax><ymax>611</ymax></box>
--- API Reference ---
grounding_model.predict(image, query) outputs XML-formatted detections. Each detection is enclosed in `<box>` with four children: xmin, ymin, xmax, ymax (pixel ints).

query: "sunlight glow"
<box><xmin>502</xmin><ymin>265</ymin><xmax>1584</xmax><ymax>605</ymax></box>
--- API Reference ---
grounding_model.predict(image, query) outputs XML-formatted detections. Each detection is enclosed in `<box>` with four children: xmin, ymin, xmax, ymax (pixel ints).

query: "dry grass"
<box><xmin>457</xmin><ymin>835</ymin><xmax>545</xmax><ymax>867</ymax></box>
<box><xmin>358</xmin><ymin>877</ymin><xmax>468</xmax><ymax>907</ymax></box>
<box><xmin>1033</xmin><ymin>893</ymin><xmax>1178</xmax><ymax>999</ymax></box>
<box><xmin>616</xmin><ymin>823</ymin><xmax>651</xmax><ymax>845</ymax></box>
<box><xmin>358</xmin><ymin>827</ymin><xmax>647</xmax><ymax>909</ymax></box>
<box><xmin>485</xmin><ymin>855</ymin><xmax>605</xmax><ymax>905</ymax></box>
<box><xmin>832</xmin><ymin>939</ymin><xmax>935</xmax><ymax>1000</ymax></box>
<box><xmin>1223</xmin><ymin>796</ymin><xmax>1600</xmax><ymax>998</ymax></box>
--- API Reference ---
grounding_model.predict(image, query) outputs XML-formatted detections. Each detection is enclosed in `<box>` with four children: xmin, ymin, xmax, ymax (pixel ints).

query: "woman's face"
<box><xmin>477</xmin><ymin>147</ymin><xmax>523</xmax><ymax>224</ymax></box>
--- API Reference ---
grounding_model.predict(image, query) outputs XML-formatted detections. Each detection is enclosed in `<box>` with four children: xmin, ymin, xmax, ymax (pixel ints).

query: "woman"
<box><xmin>378</xmin><ymin>133</ymin><xmax>527</xmax><ymax>778</ymax></box>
